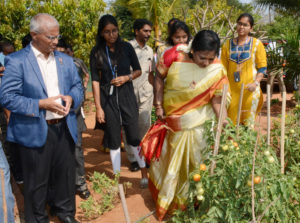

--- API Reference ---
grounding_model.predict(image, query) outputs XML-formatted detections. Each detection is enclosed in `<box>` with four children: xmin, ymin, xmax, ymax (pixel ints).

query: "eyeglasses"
<box><xmin>237</xmin><ymin>22</ymin><xmax>250</xmax><ymax>28</ymax></box>
<box><xmin>102</xmin><ymin>29</ymin><xmax>118</xmax><ymax>36</ymax></box>
<box><xmin>45</xmin><ymin>35</ymin><xmax>62</xmax><ymax>41</ymax></box>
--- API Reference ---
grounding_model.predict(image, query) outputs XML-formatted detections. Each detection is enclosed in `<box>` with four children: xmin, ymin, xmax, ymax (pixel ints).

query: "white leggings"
<box><xmin>110</xmin><ymin>146</ymin><xmax>145</xmax><ymax>174</ymax></box>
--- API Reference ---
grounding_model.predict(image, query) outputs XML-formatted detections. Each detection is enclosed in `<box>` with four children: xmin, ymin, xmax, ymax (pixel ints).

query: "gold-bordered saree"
<box><xmin>145</xmin><ymin>45</ymin><xmax>229</xmax><ymax>221</ymax></box>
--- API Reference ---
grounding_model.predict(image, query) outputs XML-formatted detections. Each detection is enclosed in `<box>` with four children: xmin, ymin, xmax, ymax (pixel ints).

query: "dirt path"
<box><xmin>13</xmin><ymin>91</ymin><xmax>296</xmax><ymax>223</ymax></box>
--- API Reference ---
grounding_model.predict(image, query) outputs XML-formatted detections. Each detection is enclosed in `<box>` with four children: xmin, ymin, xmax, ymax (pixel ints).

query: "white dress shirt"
<box><xmin>31</xmin><ymin>43</ymin><xmax>63</xmax><ymax>120</ymax></box>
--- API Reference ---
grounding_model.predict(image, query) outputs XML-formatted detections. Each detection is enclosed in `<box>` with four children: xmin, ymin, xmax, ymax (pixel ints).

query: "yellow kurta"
<box><xmin>147</xmin><ymin>45</ymin><xmax>229</xmax><ymax>220</ymax></box>
<box><xmin>221</xmin><ymin>37</ymin><xmax>267</xmax><ymax>126</ymax></box>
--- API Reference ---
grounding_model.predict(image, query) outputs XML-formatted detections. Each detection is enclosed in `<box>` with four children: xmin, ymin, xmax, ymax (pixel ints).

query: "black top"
<box><xmin>90</xmin><ymin>41</ymin><xmax>141</xmax><ymax>85</ymax></box>
<box><xmin>90</xmin><ymin>41</ymin><xmax>141</xmax><ymax>149</ymax></box>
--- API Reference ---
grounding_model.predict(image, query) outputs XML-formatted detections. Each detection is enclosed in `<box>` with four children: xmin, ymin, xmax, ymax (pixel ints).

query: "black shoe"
<box><xmin>129</xmin><ymin>161</ymin><xmax>140</xmax><ymax>172</ymax></box>
<box><xmin>76</xmin><ymin>188</ymin><xmax>91</xmax><ymax>200</ymax></box>
<box><xmin>57</xmin><ymin>216</ymin><xmax>79</xmax><ymax>223</ymax></box>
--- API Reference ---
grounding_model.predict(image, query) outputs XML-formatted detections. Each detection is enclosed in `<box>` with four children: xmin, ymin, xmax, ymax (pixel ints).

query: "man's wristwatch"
<box><xmin>128</xmin><ymin>74</ymin><xmax>133</xmax><ymax>82</ymax></box>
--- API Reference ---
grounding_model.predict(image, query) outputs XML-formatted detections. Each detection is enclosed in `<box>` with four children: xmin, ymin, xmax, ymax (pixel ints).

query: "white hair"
<box><xmin>30</xmin><ymin>13</ymin><xmax>59</xmax><ymax>33</ymax></box>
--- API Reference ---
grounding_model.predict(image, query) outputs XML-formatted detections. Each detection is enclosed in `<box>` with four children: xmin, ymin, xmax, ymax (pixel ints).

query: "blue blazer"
<box><xmin>0</xmin><ymin>45</ymin><xmax>83</xmax><ymax>148</ymax></box>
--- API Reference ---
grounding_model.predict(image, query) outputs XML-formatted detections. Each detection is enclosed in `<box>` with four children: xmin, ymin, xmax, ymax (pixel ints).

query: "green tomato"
<box><xmin>197</xmin><ymin>195</ymin><xmax>204</xmax><ymax>201</ymax></box>
<box><xmin>264</xmin><ymin>150</ymin><xmax>271</xmax><ymax>156</ymax></box>
<box><xmin>196</xmin><ymin>183</ymin><xmax>202</xmax><ymax>189</ymax></box>
<box><xmin>289</xmin><ymin>129</ymin><xmax>295</xmax><ymax>134</ymax></box>
<box><xmin>247</xmin><ymin>180</ymin><xmax>252</xmax><ymax>187</ymax></box>
<box><xmin>298</xmin><ymin>141</ymin><xmax>300</xmax><ymax>146</ymax></box>
<box><xmin>268</xmin><ymin>156</ymin><xmax>275</xmax><ymax>163</ymax></box>
<box><xmin>197</xmin><ymin>188</ymin><xmax>204</xmax><ymax>195</ymax></box>
<box><xmin>222</xmin><ymin>145</ymin><xmax>229</xmax><ymax>151</ymax></box>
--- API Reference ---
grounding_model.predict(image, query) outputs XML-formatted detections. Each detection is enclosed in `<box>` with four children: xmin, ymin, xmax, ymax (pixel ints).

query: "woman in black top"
<box><xmin>90</xmin><ymin>14</ymin><xmax>148</xmax><ymax>188</ymax></box>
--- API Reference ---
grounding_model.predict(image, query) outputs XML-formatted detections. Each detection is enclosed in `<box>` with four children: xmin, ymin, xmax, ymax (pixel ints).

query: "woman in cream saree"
<box><xmin>143</xmin><ymin>30</ymin><xmax>230</xmax><ymax>220</ymax></box>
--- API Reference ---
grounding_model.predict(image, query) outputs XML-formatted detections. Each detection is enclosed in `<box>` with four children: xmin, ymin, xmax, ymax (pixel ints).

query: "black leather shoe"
<box><xmin>57</xmin><ymin>216</ymin><xmax>79</xmax><ymax>223</ymax></box>
<box><xmin>129</xmin><ymin>161</ymin><xmax>140</xmax><ymax>172</ymax></box>
<box><xmin>76</xmin><ymin>188</ymin><xmax>91</xmax><ymax>200</ymax></box>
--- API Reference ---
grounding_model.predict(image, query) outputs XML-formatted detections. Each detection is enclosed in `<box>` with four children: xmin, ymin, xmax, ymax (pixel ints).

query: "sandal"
<box><xmin>76</xmin><ymin>188</ymin><xmax>91</xmax><ymax>199</ymax></box>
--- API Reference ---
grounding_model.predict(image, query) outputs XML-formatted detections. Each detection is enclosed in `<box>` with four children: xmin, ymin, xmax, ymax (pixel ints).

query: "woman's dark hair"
<box><xmin>191</xmin><ymin>30</ymin><xmax>220</xmax><ymax>57</ymax></box>
<box><xmin>166</xmin><ymin>20</ymin><xmax>191</xmax><ymax>46</ymax></box>
<box><xmin>57</xmin><ymin>38</ymin><xmax>67</xmax><ymax>49</ymax></box>
<box><xmin>237</xmin><ymin>13</ymin><xmax>254</xmax><ymax>28</ymax></box>
<box><xmin>94</xmin><ymin>14</ymin><xmax>122</xmax><ymax>63</ymax></box>
<box><xmin>22</xmin><ymin>33</ymin><xmax>32</xmax><ymax>48</ymax></box>
<box><xmin>167</xmin><ymin>18</ymin><xmax>180</xmax><ymax>30</ymax></box>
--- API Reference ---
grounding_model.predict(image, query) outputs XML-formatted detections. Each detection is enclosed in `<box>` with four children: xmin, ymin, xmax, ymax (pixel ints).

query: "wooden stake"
<box><xmin>118</xmin><ymin>184</ymin><xmax>131</xmax><ymax>223</ymax></box>
<box><xmin>133</xmin><ymin>210</ymin><xmax>156</xmax><ymax>223</ymax></box>
<box><xmin>210</xmin><ymin>84</ymin><xmax>228</xmax><ymax>175</ymax></box>
<box><xmin>267</xmin><ymin>84</ymin><xmax>271</xmax><ymax>146</ymax></box>
<box><xmin>236</xmin><ymin>83</ymin><xmax>244</xmax><ymax>137</ymax></box>
<box><xmin>251</xmin><ymin>134</ymin><xmax>259</xmax><ymax>223</ymax></box>
<box><xmin>280</xmin><ymin>91</ymin><xmax>286</xmax><ymax>174</ymax></box>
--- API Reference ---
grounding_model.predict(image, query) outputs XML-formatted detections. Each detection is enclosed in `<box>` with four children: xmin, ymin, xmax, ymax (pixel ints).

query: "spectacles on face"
<box><xmin>45</xmin><ymin>35</ymin><xmax>62</xmax><ymax>41</ymax></box>
<box><xmin>237</xmin><ymin>22</ymin><xmax>250</xmax><ymax>28</ymax></box>
<box><xmin>103</xmin><ymin>29</ymin><xmax>118</xmax><ymax>36</ymax></box>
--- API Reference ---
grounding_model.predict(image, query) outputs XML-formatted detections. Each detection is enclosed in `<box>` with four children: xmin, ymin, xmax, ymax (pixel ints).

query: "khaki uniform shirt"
<box><xmin>129</xmin><ymin>39</ymin><xmax>154</xmax><ymax>103</ymax></box>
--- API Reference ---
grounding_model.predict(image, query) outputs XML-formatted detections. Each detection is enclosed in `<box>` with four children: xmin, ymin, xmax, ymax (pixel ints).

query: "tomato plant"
<box><xmin>170</xmin><ymin>117</ymin><xmax>300</xmax><ymax>223</ymax></box>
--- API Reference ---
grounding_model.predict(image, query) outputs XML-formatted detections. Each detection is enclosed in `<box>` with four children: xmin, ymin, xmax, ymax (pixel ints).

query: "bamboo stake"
<box><xmin>118</xmin><ymin>184</ymin><xmax>131</xmax><ymax>223</ymax></box>
<box><xmin>210</xmin><ymin>84</ymin><xmax>228</xmax><ymax>175</ymax></box>
<box><xmin>133</xmin><ymin>210</ymin><xmax>156</xmax><ymax>223</ymax></box>
<box><xmin>251</xmin><ymin>134</ymin><xmax>259</xmax><ymax>223</ymax></box>
<box><xmin>280</xmin><ymin>91</ymin><xmax>286</xmax><ymax>174</ymax></box>
<box><xmin>267</xmin><ymin>84</ymin><xmax>271</xmax><ymax>146</ymax></box>
<box><xmin>236</xmin><ymin>83</ymin><xmax>244</xmax><ymax>137</ymax></box>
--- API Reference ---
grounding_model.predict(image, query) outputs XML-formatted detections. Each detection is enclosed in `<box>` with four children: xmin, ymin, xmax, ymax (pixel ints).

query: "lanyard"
<box><xmin>105</xmin><ymin>45</ymin><xmax>117</xmax><ymax>79</ymax></box>
<box><xmin>236</xmin><ymin>36</ymin><xmax>248</xmax><ymax>64</ymax></box>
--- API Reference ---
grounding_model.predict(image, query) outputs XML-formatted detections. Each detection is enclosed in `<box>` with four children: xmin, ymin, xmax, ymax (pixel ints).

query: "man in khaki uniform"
<box><xmin>126</xmin><ymin>19</ymin><xmax>154</xmax><ymax>171</ymax></box>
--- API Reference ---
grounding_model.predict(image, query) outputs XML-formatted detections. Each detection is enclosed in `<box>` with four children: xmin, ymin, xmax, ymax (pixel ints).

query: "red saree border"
<box><xmin>149</xmin><ymin>178</ymin><xmax>187</xmax><ymax>221</ymax></box>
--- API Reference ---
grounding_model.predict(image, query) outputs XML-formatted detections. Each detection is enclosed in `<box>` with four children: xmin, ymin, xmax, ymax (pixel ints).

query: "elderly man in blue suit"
<box><xmin>0</xmin><ymin>13</ymin><xmax>83</xmax><ymax>223</ymax></box>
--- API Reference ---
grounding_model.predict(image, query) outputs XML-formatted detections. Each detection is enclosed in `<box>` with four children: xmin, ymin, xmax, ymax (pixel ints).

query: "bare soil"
<box><xmin>13</xmin><ymin>91</ymin><xmax>296</xmax><ymax>223</ymax></box>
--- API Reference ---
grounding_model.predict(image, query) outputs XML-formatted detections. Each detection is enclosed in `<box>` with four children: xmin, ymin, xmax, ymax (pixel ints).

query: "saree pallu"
<box><xmin>147</xmin><ymin>55</ymin><xmax>229</xmax><ymax>220</ymax></box>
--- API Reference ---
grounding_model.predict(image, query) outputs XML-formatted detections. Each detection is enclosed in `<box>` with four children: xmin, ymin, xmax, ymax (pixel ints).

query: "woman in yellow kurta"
<box><xmin>221</xmin><ymin>13</ymin><xmax>267</xmax><ymax>127</ymax></box>
<box><xmin>143</xmin><ymin>30</ymin><xmax>229</xmax><ymax>221</ymax></box>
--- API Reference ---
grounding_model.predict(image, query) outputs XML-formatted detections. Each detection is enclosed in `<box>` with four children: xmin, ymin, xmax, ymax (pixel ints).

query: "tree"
<box><xmin>118</xmin><ymin>0</ymin><xmax>184</xmax><ymax>45</ymax></box>
<box><xmin>255</xmin><ymin>0</ymin><xmax>300</xmax><ymax>15</ymax></box>
<box><xmin>110</xmin><ymin>0</ymin><xmax>135</xmax><ymax>40</ymax></box>
<box><xmin>0</xmin><ymin>0</ymin><xmax>106</xmax><ymax>65</ymax></box>
<box><xmin>173</xmin><ymin>0</ymin><xmax>259</xmax><ymax>44</ymax></box>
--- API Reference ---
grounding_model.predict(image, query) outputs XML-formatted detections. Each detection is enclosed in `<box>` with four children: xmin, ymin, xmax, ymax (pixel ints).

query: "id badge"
<box><xmin>234</xmin><ymin>71</ymin><xmax>240</xmax><ymax>82</ymax></box>
<box><xmin>109</xmin><ymin>85</ymin><xmax>114</xmax><ymax>95</ymax></box>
